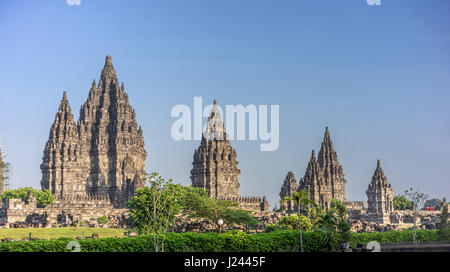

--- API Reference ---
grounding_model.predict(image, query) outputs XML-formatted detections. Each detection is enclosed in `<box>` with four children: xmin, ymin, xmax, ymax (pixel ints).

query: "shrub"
<box><xmin>97</xmin><ymin>216</ymin><xmax>110</xmax><ymax>225</ymax></box>
<box><xmin>349</xmin><ymin>229</ymin><xmax>438</xmax><ymax>247</ymax></box>
<box><xmin>0</xmin><ymin>229</ymin><xmax>440</xmax><ymax>252</ymax></box>
<box><xmin>264</xmin><ymin>224</ymin><xmax>281</xmax><ymax>233</ymax></box>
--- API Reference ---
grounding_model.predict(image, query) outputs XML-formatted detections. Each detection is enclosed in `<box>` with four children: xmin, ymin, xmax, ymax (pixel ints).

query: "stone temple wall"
<box><xmin>227</xmin><ymin>196</ymin><xmax>270</xmax><ymax>212</ymax></box>
<box><xmin>0</xmin><ymin>192</ymin><xmax>442</xmax><ymax>231</ymax></box>
<box><xmin>0</xmin><ymin>197</ymin><xmax>129</xmax><ymax>228</ymax></box>
<box><xmin>347</xmin><ymin>209</ymin><xmax>441</xmax><ymax>232</ymax></box>
<box><xmin>346</xmin><ymin>201</ymin><xmax>365</xmax><ymax>210</ymax></box>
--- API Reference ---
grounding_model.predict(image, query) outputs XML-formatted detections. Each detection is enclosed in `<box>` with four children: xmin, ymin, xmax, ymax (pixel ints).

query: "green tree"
<box><xmin>182</xmin><ymin>191</ymin><xmax>236</xmax><ymax>229</ymax></box>
<box><xmin>404</xmin><ymin>188</ymin><xmax>428</xmax><ymax>242</ymax></box>
<box><xmin>314</xmin><ymin>208</ymin><xmax>337</xmax><ymax>251</ymax></box>
<box><xmin>423</xmin><ymin>198</ymin><xmax>442</xmax><ymax>210</ymax></box>
<box><xmin>331</xmin><ymin>199</ymin><xmax>351</xmax><ymax>244</ymax></box>
<box><xmin>313</xmin><ymin>199</ymin><xmax>351</xmax><ymax>251</ymax></box>
<box><xmin>166</xmin><ymin>183</ymin><xmax>209</xmax><ymax>211</ymax></box>
<box><xmin>278</xmin><ymin>215</ymin><xmax>312</xmax><ymax>231</ymax></box>
<box><xmin>438</xmin><ymin>198</ymin><xmax>449</xmax><ymax>241</ymax></box>
<box><xmin>182</xmin><ymin>191</ymin><xmax>258</xmax><ymax>231</ymax></box>
<box><xmin>280</xmin><ymin>190</ymin><xmax>318</xmax><ymax>252</ymax></box>
<box><xmin>0</xmin><ymin>187</ymin><xmax>54</xmax><ymax>208</ymax></box>
<box><xmin>223</xmin><ymin>209</ymin><xmax>260</xmax><ymax>232</ymax></box>
<box><xmin>128</xmin><ymin>172</ymin><xmax>178</xmax><ymax>252</ymax></box>
<box><xmin>393</xmin><ymin>195</ymin><xmax>413</xmax><ymax>210</ymax></box>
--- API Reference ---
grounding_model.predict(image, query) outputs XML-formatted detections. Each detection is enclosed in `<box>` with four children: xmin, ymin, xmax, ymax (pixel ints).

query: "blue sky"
<box><xmin>0</xmin><ymin>0</ymin><xmax>449</xmax><ymax>208</ymax></box>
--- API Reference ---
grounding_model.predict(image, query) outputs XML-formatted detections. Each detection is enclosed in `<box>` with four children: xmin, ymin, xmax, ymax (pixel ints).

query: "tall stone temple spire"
<box><xmin>77</xmin><ymin>55</ymin><xmax>146</xmax><ymax>205</ymax></box>
<box><xmin>298</xmin><ymin>127</ymin><xmax>347</xmax><ymax>210</ymax></box>
<box><xmin>366</xmin><ymin>160</ymin><xmax>394</xmax><ymax>224</ymax></box>
<box><xmin>41</xmin><ymin>92</ymin><xmax>84</xmax><ymax>197</ymax></box>
<box><xmin>204</xmin><ymin>99</ymin><xmax>227</xmax><ymax>141</ymax></box>
<box><xmin>317</xmin><ymin>127</ymin><xmax>346</xmax><ymax>203</ymax></box>
<box><xmin>279</xmin><ymin>171</ymin><xmax>298</xmax><ymax>212</ymax></box>
<box><xmin>190</xmin><ymin>100</ymin><xmax>268</xmax><ymax>212</ymax></box>
<box><xmin>299</xmin><ymin>150</ymin><xmax>329</xmax><ymax>209</ymax></box>
<box><xmin>191</xmin><ymin>99</ymin><xmax>240</xmax><ymax>199</ymax></box>
<box><xmin>41</xmin><ymin>55</ymin><xmax>147</xmax><ymax>207</ymax></box>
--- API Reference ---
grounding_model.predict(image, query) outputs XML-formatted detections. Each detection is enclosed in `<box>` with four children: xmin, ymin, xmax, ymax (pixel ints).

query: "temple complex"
<box><xmin>279</xmin><ymin>128</ymin><xmax>410</xmax><ymax>229</ymax></box>
<box><xmin>0</xmin><ymin>56</ymin><xmax>440</xmax><ymax>230</ymax></box>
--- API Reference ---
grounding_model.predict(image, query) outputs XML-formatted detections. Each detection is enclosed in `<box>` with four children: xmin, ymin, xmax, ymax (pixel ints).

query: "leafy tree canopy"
<box><xmin>423</xmin><ymin>198</ymin><xmax>443</xmax><ymax>210</ymax></box>
<box><xmin>278</xmin><ymin>215</ymin><xmax>312</xmax><ymax>231</ymax></box>
<box><xmin>130</xmin><ymin>176</ymin><xmax>259</xmax><ymax>233</ymax></box>
<box><xmin>223</xmin><ymin>209</ymin><xmax>259</xmax><ymax>228</ymax></box>
<box><xmin>128</xmin><ymin>173</ymin><xmax>178</xmax><ymax>235</ymax></box>
<box><xmin>182</xmin><ymin>190</ymin><xmax>259</xmax><ymax>228</ymax></box>
<box><xmin>314</xmin><ymin>199</ymin><xmax>351</xmax><ymax>245</ymax></box>
<box><xmin>167</xmin><ymin>183</ymin><xmax>209</xmax><ymax>211</ymax></box>
<box><xmin>393</xmin><ymin>195</ymin><xmax>413</xmax><ymax>210</ymax></box>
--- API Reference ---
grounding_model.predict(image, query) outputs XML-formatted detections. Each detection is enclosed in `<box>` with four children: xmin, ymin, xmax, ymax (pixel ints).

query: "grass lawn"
<box><xmin>0</xmin><ymin>227</ymin><xmax>128</xmax><ymax>240</ymax></box>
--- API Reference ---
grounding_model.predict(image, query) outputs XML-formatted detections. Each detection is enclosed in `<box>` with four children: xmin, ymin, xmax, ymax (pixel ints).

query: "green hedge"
<box><xmin>0</xmin><ymin>229</ymin><xmax>441</xmax><ymax>252</ymax></box>
<box><xmin>349</xmin><ymin>229</ymin><xmax>439</xmax><ymax>247</ymax></box>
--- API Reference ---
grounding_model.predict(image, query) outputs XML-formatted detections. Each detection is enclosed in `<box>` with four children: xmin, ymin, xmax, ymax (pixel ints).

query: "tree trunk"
<box><xmin>412</xmin><ymin>204</ymin><xmax>417</xmax><ymax>243</ymax></box>
<box><xmin>299</xmin><ymin>212</ymin><xmax>304</xmax><ymax>252</ymax></box>
<box><xmin>413</xmin><ymin>210</ymin><xmax>417</xmax><ymax>242</ymax></box>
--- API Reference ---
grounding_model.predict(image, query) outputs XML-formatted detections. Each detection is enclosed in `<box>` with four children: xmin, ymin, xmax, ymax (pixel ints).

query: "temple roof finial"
<box><xmin>105</xmin><ymin>55</ymin><xmax>113</xmax><ymax>66</ymax></box>
<box><xmin>100</xmin><ymin>55</ymin><xmax>117</xmax><ymax>79</ymax></box>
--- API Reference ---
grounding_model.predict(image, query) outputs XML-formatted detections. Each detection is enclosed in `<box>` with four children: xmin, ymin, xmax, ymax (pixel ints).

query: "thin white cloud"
<box><xmin>66</xmin><ymin>0</ymin><xmax>81</xmax><ymax>6</ymax></box>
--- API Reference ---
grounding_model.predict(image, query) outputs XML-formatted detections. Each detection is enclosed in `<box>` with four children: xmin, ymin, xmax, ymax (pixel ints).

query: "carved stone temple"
<box><xmin>277</xmin><ymin>127</ymin><xmax>437</xmax><ymax>231</ymax></box>
<box><xmin>191</xmin><ymin>100</ymin><xmax>269</xmax><ymax>212</ymax></box>
<box><xmin>279</xmin><ymin>171</ymin><xmax>298</xmax><ymax>213</ymax></box>
<box><xmin>0</xmin><ymin>56</ymin><xmax>147</xmax><ymax>228</ymax></box>
<box><xmin>40</xmin><ymin>55</ymin><xmax>147</xmax><ymax>208</ymax></box>
<box><xmin>298</xmin><ymin>127</ymin><xmax>347</xmax><ymax>210</ymax></box>
<box><xmin>0</xmin><ymin>56</ymin><xmax>441</xmax><ymax>230</ymax></box>
<box><xmin>366</xmin><ymin>160</ymin><xmax>394</xmax><ymax>224</ymax></box>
